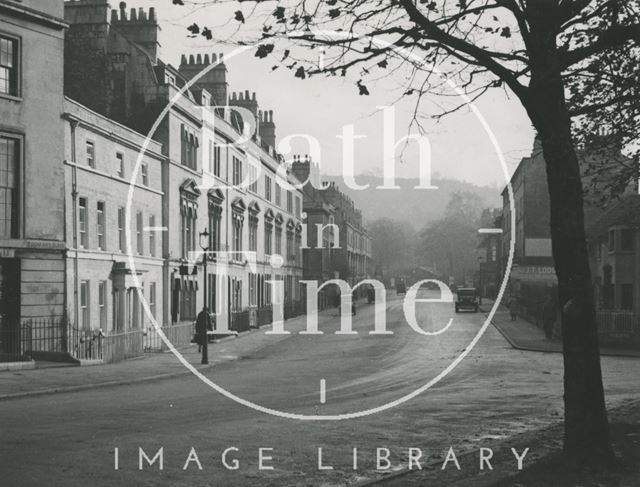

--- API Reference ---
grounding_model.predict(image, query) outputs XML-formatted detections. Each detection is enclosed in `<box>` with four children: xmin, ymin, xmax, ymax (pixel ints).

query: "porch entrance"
<box><xmin>0</xmin><ymin>258</ymin><xmax>21</xmax><ymax>360</ymax></box>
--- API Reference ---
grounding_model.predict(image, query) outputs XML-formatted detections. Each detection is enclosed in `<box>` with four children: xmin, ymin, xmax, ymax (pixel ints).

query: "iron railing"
<box><xmin>0</xmin><ymin>320</ymin><xmax>32</xmax><ymax>362</ymax></box>
<box><xmin>596</xmin><ymin>310</ymin><xmax>640</xmax><ymax>346</ymax></box>
<box><xmin>100</xmin><ymin>330</ymin><xmax>144</xmax><ymax>363</ymax></box>
<box><xmin>256</xmin><ymin>306</ymin><xmax>273</xmax><ymax>327</ymax></box>
<box><xmin>284</xmin><ymin>301</ymin><xmax>305</xmax><ymax>320</ymax></box>
<box><xmin>230</xmin><ymin>310</ymin><xmax>251</xmax><ymax>333</ymax></box>
<box><xmin>144</xmin><ymin>322</ymin><xmax>195</xmax><ymax>352</ymax></box>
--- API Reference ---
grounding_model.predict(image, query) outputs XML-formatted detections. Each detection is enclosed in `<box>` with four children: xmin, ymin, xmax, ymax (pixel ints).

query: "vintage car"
<box><xmin>455</xmin><ymin>287</ymin><xmax>479</xmax><ymax>313</ymax></box>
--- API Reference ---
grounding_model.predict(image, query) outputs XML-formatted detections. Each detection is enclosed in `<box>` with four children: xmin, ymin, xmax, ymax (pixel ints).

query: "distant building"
<box><xmin>292</xmin><ymin>158</ymin><xmax>372</xmax><ymax>300</ymax></box>
<box><xmin>501</xmin><ymin>137</ymin><xmax>556</xmax><ymax>292</ymax></box>
<box><xmin>501</xmin><ymin>134</ymin><xmax>634</xmax><ymax>316</ymax></box>
<box><xmin>587</xmin><ymin>195</ymin><xmax>640</xmax><ymax>312</ymax></box>
<box><xmin>0</xmin><ymin>0</ymin><xmax>68</xmax><ymax>359</ymax></box>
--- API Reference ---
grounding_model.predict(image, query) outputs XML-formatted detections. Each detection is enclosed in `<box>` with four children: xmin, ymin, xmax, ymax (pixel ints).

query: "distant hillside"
<box><xmin>321</xmin><ymin>175</ymin><xmax>501</xmax><ymax>230</ymax></box>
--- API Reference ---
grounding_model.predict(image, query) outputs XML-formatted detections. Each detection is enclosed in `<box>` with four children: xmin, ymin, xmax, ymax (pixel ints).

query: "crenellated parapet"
<box><xmin>110</xmin><ymin>2</ymin><xmax>156</xmax><ymax>23</ymax></box>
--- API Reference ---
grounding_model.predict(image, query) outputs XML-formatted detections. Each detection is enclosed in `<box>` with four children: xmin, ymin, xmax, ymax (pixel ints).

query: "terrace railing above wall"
<box><xmin>596</xmin><ymin>310</ymin><xmax>640</xmax><ymax>347</ymax></box>
<box><xmin>144</xmin><ymin>322</ymin><xmax>195</xmax><ymax>352</ymax></box>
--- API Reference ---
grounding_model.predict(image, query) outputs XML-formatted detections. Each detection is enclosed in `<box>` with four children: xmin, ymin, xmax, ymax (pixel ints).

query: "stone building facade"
<box><xmin>63</xmin><ymin>0</ymin><xmax>305</xmax><ymax>332</ymax></box>
<box><xmin>292</xmin><ymin>159</ymin><xmax>372</xmax><ymax>301</ymax></box>
<box><xmin>587</xmin><ymin>195</ymin><xmax>640</xmax><ymax>313</ymax></box>
<box><xmin>62</xmin><ymin>98</ymin><xmax>165</xmax><ymax>333</ymax></box>
<box><xmin>0</xmin><ymin>0</ymin><xmax>68</xmax><ymax>359</ymax></box>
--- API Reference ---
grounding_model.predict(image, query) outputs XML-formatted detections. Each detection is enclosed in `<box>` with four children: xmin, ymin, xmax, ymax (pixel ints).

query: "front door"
<box><xmin>0</xmin><ymin>258</ymin><xmax>20</xmax><ymax>357</ymax></box>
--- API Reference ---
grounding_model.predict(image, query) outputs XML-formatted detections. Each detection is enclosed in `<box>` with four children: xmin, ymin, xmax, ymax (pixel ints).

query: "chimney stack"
<box><xmin>110</xmin><ymin>2</ymin><xmax>160</xmax><ymax>62</ymax></box>
<box><xmin>178</xmin><ymin>52</ymin><xmax>228</xmax><ymax>106</ymax></box>
<box><xmin>259</xmin><ymin>109</ymin><xmax>276</xmax><ymax>150</ymax></box>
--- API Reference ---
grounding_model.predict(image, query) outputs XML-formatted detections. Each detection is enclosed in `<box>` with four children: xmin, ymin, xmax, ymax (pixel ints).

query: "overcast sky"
<box><xmin>123</xmin><ymin>0</ymin><xmax>536</xmax><ymax>188</ymax></box>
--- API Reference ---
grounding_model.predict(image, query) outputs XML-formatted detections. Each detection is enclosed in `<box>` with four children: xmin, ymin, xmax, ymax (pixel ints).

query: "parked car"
<box><xmin>455</xmin><ymin>287</ymin><xmax>479</xmax><ymax>313</ymax></box>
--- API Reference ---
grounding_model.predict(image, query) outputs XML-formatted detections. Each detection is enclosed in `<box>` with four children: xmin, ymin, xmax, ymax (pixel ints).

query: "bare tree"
<box><xmin>369</xmin><ymin>218</ymin><xmax>418</xmax><ymax>278</ymax></box>
<box><xmin>182</xmin><ymin>0</ymin><xmax>640</xmax><ymax>463</ymax></box>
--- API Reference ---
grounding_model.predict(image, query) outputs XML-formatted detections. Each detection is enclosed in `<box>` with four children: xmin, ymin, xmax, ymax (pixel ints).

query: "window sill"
<box><xmin>0</xmin><ymin>93</ymin><xmax>22</xmax><ymax>103</ymax></box>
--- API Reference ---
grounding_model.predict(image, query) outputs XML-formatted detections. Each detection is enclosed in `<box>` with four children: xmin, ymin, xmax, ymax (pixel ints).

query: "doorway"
<box><xmin>0</xmin><ymin>258</ymin><xmax>20</xmax><ymax>358</ymax></box>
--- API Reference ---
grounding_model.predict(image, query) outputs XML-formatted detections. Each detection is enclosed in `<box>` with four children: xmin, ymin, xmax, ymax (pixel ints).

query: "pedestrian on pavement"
<box><xmin>508</xmin><ymin>296</ymin><xmax>518</xmax><ymax>321</ymax></box>
<box><xmin>542</xmin><ymin>296</ymin><xmax>556</xmax><ymax>340</ymax></box>
<box><xmin>195</xmin><ymin>307</ymin><xmax>213</xmax><ymax>353</ymax></box>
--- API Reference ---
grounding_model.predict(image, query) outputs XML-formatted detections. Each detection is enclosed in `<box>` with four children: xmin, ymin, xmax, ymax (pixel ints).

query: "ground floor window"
<box><xmin>149</xmin><ymin>282</ymin><xmax>156</xmax><ymax>319</ymax></box>
<box><xmin>621</xmin><ymin>283</ymin><xmax>633</xmax><ymax>310</ymax></box>
<box><xmin>0</xmin><ymin>136</ymin><xmax>20</xmax><ymax>239</ymax></box>
<box><xmin>230</xmin><ymin>277</ymin><xmax>242</xmax><ymax>311</ymax></box>
<box><xmin>98</xmin><ymin>281</ymin><xmax>107</xmax><ymax>330</ymax></box>
<box><xmin>207</xmin><ymin>274</ymin><xmax>216</xmax><ymax>313</ymax></box>
<box><xmin>180</xmin><ymin>284</ymin><xmax>197</xmax><ymax>321</ymax></box>
<box><xmin>80</xmin><ymin>280</ymin><xmax>90</xmax><ymax>329</ymax></box>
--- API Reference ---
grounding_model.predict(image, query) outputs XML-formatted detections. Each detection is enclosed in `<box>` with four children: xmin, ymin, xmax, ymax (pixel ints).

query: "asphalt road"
<box><xmin>2</xmin><ymin>292</ymin><xmax>639</xmax><ymax>486</ymax></box>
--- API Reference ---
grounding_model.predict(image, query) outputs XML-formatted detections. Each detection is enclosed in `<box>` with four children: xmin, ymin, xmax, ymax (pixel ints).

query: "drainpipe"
<box><xmin>225</xmin><ymin>128</ymin><xmax>230</xmax><ymax>328</ymax></box>
<box><xmin>69</xmin><ymin>119</ymin><xmax>80</xmax><ymax>330</ymax></box>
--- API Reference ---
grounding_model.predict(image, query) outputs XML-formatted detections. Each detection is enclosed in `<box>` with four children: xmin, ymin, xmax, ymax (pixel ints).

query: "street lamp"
<box><xmin>199</xmin><ymin>228</ymin><xmax>210</xmax><ymax>365</ymax></box>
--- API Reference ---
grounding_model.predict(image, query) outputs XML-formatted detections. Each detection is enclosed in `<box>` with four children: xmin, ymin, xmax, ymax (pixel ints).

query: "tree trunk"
<box><xmin>524</xmin><ymin>5</ymin><xmax>612</xmax><ymax>464</ymax></box>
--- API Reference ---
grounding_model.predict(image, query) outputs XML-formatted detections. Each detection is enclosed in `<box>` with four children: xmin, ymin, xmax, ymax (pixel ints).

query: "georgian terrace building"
<box><xmin>0</xmin><ymin>0</ymin><xmax>67</xmax><ymax>360</ymax></box>
<box><xmin>62</xmin><ymin>98</ymin><xmax>165</xmax><ymax>334</ymax></box>
<box><xmin>63</xmin><ymin>0</ymin><xmax>305</xmax><ymax>333</ymax></box>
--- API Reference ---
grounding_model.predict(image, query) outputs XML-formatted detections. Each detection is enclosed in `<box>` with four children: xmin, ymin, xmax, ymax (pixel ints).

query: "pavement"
<box><xmin>481</xmin><ymin>298</ymin><xmax>640</xmax><ymax>358</ymax></box>
<box><xmin>0</xmin><ymin>305</ymin><xmax>338</xmax><ymax>401</ymax></box>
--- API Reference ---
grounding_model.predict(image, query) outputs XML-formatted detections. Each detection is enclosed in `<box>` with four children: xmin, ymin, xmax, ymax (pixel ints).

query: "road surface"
<box><xmin>2</xmin><ymin>291</ymin><xmax>639</xmax><ymax>486</ymax></box>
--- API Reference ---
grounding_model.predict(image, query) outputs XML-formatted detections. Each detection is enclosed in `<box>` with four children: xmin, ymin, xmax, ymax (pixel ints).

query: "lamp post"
<box><xmin>199</xmin><ymin>228</ymin><xmax>210</xmax><ymax>365</ymax></box>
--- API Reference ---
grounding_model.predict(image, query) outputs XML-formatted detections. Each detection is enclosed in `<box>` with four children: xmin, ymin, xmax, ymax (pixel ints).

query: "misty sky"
<box><xmin>121</xmin><ymin>0</ymin><xmax>536</xmax><ymax>188</ymax></box>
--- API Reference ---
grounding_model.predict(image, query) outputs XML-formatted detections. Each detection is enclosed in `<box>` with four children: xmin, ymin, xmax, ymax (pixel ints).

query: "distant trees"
<box><xmin>368</xmin><ymin>218</ymin><xmax>418</xmax><ymax>279</ymax></box>
<box><xmin>419</xmin><ymin>192</ymin><xmax>484</xmax><ymax>285</ymax></box>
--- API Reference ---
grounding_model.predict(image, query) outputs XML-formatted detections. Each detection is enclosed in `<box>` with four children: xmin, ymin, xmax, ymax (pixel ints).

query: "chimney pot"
<box><xmin>139</xmin><ymin>8</ymin><xmax>146</xmax><ymax>21</ymax></box>
<box><xmin>180</xmin><ymin>54</ymin><xmax>187</xmax><ymax>65</ymax></box>
<box><xmin>212</xmin><ymin>53</ymin><xmax>217</xmax><ymax>63</ymax></box>
<box><xmin>239</xmin><ymin>92</ymin><xmax>244</xmax><ymax>101</ymax></box>
<box><xmin>189</xmin><ymin>54</ymin><xmax>195</xmax><ymax>64</ymax></box>
<box><xmin>219</xmin><ymin>53</ymin><xmax>224</xmax><ymax>62</ymax></box>
<box><xmin>119</xmin><ymin>2</ymin><xmax>127</xmax><ymax>20</ymax></box>
<box><xmin>245</xmin><ymin>90</ymin><xmax>250</xmax><ymax>100</ymax></box>
<box><xmin>252</xmin><ymin>92</ymin><xmax>256</xmax><ymax>100</ymax></box>
<box><xmin>130</xmin><ymin>8</ymin><xmax>136</xmax><ymax>21</ymax></box>
<box><xmin>196</xmin><ymin>54</ymin><xmax>202</xmax><ymax>64</ymax></box>
<box><xmin>204</xmin><ymin>54</ymin><xmax>210</xmax><ymax>64</ymax></box>
<box><xmin>149</xmin><ymin>7</ymin><xmax>156</xmax><ymax>21</ymax></box>
<box><xmin>111</xmin><ymin>9</ymin><xmax>118</xmax><ymax>21</ymax></box>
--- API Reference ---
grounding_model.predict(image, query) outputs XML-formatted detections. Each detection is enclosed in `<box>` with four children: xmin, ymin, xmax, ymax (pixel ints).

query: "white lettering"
<box><xmin>511</xmin><ymin>447</ymin><xmax>529</xmax><ymax>470</ymax></box>
<box><xmin>183</xmin><ymin>447</ymin><xmax>203</xmax><ymax>470</ymax></box>
<box><xmin>259</xmin><ymin>448</ymin><xmax>274</xmax><ymax>470</ymax></box>
<box><xmin>479</xmin><ymin>447</ymin><xmax>494</xmax><ymax>470</ymax></box>
<box><xmin>138</xmin><ymin>447</ymin><xmax>163</xmax><ymax>470</ymax></box>
<box><xmin>441</xmin><ymin>447</ymin><xmax>460</xmax><ymax>470</ymax></box>
<box><xmin>408</xmin><ymin>447</ymin><xmax>423</xmax><ymax>470</ymax></box>
<box><xmin>222</xmin><ymin>447</ymin><xmax>239</xmax><ymax>470</ymax></box>
<box><xmin>377</xmin><ymin>448</ymin><xmax>391</xmax><ymax>470</ymax></box>
<box><xmin>317</xmin><ymin>448</ymin><xmax>333</xmax><ymax>470</ymax></box>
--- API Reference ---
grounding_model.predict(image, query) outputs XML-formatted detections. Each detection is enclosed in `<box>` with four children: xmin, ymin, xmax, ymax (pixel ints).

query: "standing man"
<box><xmin>542</xmin><ymin>296</ymin><xmax>556</xmax><ymax>340</ymax></box>
<box><xmin>196</xmin><ymin>306</ymin><xmax>213</xmax><ymax>364</ymax></box>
